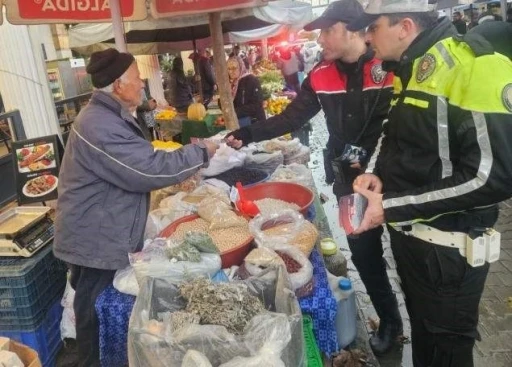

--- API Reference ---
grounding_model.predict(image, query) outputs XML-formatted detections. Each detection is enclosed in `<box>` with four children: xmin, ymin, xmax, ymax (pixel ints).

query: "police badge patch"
<box><xmin>503</xmin><ymin>84</ymin><xmax>512</xmax><ymax>112</ymax></box>
<box><xmin>416</xmin><ymin>53</ymin><xmax>436</xmax><ymax>83</ymax></box>
<box><xmin>371</xmin><ymin>64</ymin><xmax>385</xmax><ymax>84</ymax></box>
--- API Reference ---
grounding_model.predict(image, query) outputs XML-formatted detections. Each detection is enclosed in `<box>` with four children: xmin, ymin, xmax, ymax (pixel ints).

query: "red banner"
<box><xmin>152</xmin><ymin>0</ymin><xmax>269</xmax><ymax>18</ymax></box>
<box><xmin>4</xmin><ymin>0</ymin><xmax>147</xmax><ymax>24</ymax></box>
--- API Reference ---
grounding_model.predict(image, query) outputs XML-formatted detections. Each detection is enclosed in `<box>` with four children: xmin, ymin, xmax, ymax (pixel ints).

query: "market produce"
<box><xmin>213</xmin><ymin>116</ymin><xmax>226</xmax><ymax>127</ymax></box>
<box><xmin>179</xmin><ymin>277</ymin><xmax>265</xmax><ymax>334</ymax></box>
<box><xmin>266</xmin><ymin>97</ymin><xmax>291</xmax><ymax>115</ymax></box>
<box><xmin>254</xmin><ymin>198</ymin><xmax>300</xmax><ymax>215</ymax></box>
<box><xmin>166</xmin><ymin>241</ymin><xmax>202</xmax><ymax>262</ymax></box>
<box><xmin>168</xmin><ymin>311</ymin><xmax>200</xmax><ymax>333</ymax></box>
<box><xmin>184</xmin><ymin>232</ymin><xmax>219</xmax><ymax>253</ymax></box>
<box><xmin>187</xmin><ymin>103</ymin><xmax>207</xmax><ymax>120</ymax></box>
<box><xmin>169</xmin><ymin>218</ymin><xmax>252</xmax><ymax>253</ymax></box>
<box><xmin>263</xmin><ymin>220</ymin><xmax>318</xmax><ymax>255</ymax></box>
<box><xmin>151</xmin><ymin>140</ymin><xmax>183</xmax><ymax>151</ymax></box>
<box><xmin>155</xmin><ymin>108</ymin><xmax>178</xmax><ymax>120</ymax></box>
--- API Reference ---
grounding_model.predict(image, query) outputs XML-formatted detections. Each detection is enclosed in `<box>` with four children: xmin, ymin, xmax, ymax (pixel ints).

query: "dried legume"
<box><xmin>255</xmin><ymin>198</ymin><xmax>300</xmax><ymax>215</ymax></box>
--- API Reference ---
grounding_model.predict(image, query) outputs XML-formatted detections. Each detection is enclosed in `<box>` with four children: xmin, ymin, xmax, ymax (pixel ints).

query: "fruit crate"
<box><xmin>0</xmin><ymin>299</ymin><xmax>63</xmax><ymax>367</ymax></box>
<box><xmin>303</xmin><ymin>315</ymin><xmax>322</xmax><ymax>367</ymax></box>
<box><xmin>0</xmin><ymin>245</ymin><xmax>67</xmax><ymax>329</ymax></box>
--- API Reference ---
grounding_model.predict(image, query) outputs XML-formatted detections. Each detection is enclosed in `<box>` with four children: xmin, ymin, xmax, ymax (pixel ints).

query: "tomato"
<box><xmin>21</xmin><ymin>148</ymin><xmax>30</xmax><ymax>156</ymax></box>
<box><xmin>41</xmin><ymin>159</ymin><xmax>51</xmax><ymax>166</ymax></box>
<box><xmin>45</xmin><ymin>176</ymin><xmax>56</xmax><ymax>186</ymax></box>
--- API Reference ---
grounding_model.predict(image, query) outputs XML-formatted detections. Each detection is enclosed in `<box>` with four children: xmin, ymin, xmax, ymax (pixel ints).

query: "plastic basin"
<box><xmin>242</xmin><ymin>182</ymin><xmax>314</xmax><ymax>216</ymax></box>
<box><xmin>159</xmin><ymin>214</ymin><xmax>253</xmax><ymax>268</ymax></box>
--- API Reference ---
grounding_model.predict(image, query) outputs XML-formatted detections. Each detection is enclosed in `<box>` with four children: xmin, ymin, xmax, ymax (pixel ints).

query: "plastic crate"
<box><xmin>303</xmin><ymin>315</ymin><xmax>322</xmax><ymax>367</ymax></box>
<box><xmin>0</xmin><ymin>299</ymin><xmax>63</xmax><ymax>367</ymax></box>
<box><xmin>180</xmin><ymin>114</ymin><xmax>225</xmax><ymax>144</ymax></box>
<box><xmin>0</xmin><ymin>245</ymin><xmax>67</xmax><ymax>329</ymax></box>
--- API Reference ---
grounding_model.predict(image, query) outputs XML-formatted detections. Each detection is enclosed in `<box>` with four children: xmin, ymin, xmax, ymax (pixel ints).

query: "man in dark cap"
<box><xmin>226</xmin><ymin>0</ymin><xmax>403</xmax><ymax>355</ymax></box>
<box><xmin>348</xmin><ymin>0</ymin><xmax>512</xmax><ymax>365</ymax></box>
<box><xmin>53</xmin><ymin>48</ymin><xmax>218</xmax><ymax>367</ymax></box>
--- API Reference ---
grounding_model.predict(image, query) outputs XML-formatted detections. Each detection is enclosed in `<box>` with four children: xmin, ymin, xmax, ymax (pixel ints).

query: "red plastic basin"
<box><xmin>159</xmin><ymin>214</ymin><xmax>254</xmax><ymax>268</ymax></box>
<box><xmin>242</xmin><ymin>182</ymin><xmax>314</xmax><ymax>216</ymax></box>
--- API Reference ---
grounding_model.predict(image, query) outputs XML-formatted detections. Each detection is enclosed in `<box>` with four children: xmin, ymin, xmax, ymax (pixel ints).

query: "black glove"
<box><xmin>225</xmin><ymin>126</ymin><xmax>253</xmax><ymax>147</ymax></box>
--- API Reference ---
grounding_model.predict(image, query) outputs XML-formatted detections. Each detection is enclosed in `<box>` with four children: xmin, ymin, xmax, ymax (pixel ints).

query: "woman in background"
<box><xmin>226</xmin><ymin>56</ymin><xmax>265</xmax><ymax>126</ymax></box>
<box><xmin>166</xmin><ymin>57</ymin><xmax>193</xmax><ymax>113</ymax></box>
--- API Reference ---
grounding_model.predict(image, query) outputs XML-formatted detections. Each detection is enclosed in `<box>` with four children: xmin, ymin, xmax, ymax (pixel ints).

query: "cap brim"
<box><xmin>304</xmin><ymin>16</ymin><xmax>338</xmax><ymax>31</ymax></box>
<box><xmin>346</xmin><ymin>14</ymin><xmax>379</xmax><ymax>31</ymax></box>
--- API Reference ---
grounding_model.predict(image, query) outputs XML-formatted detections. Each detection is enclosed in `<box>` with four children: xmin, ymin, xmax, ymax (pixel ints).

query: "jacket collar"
<box><xmin>90</xmin><ymin>91</ymin><xmax>141</xmax><ymax>131</ymax></box>
<box><xmin>382</xmin><ymin>17</ymin><xmax>457</xmax><ymax>72</ymax></box>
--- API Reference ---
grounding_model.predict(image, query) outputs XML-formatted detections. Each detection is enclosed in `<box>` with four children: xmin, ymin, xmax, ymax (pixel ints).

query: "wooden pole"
<box><xmin>209</xmin><ymin>12</ymin><xmax>239</xmax><ymax>130</ymax></box>
<box><xmin>261</xmin><ymin>38</ymin><xmax>268</xmax><ymax>59</ymax></box>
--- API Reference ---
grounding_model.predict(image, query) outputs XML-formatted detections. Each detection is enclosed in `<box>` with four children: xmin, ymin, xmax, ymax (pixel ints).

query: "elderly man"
<box><xmin>348</xmin><ymin>1</ymin><xmax>512</xmax><ymax>366</ymax></box>
<box><xmin>53</xmin><ymin>49</ymin><xmax>218</xmax><ymax>367</ymax></box>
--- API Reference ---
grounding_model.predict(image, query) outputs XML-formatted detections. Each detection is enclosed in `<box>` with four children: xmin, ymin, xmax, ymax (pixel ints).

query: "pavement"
<box><xmin>307</xmin><ymin>112</ymin><xmax>512</xmax><ymax>367</ymax></box>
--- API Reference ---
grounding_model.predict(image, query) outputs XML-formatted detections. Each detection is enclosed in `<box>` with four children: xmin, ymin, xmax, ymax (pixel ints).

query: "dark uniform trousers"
<box><xmin>388</xmin><ymin>227</ymin><xmax>489</xmax><ymax>367</ymax></box>
<box><xmin>69</xmin><ymin>264</ymin><xmax>116</xmax><ymax>367</ymax></box>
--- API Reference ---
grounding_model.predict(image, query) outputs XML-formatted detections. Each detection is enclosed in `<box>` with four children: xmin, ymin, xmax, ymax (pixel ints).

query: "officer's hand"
<box><xmin>350</xmin><ymin>162</ymin><xmax>362</xmax><ymax>169</ymax></box>
<box><xmin>225</xmin><ymin>135</ymin><xmax>243</xmax><ymax>149</ymax></box>
<box><xmin>352</xmin><ymin>185</ymin><xmax>385</xmax><ymax>235</ymax></box>
<box><xmin>353</xmin><ymin>173</ymin><xmax>382</xmax><ymax>193</ymax></box>
<box><xmin>204</xmin><ymin>141</ymin><xmax>219</xmax><ymax>158</ymax></box>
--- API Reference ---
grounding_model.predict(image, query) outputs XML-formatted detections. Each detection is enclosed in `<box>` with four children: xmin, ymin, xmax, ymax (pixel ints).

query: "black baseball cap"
<box><xmin>304</xmin><ymin>0</ymin><xmax>364</xmax><ymax>31</ymax></box>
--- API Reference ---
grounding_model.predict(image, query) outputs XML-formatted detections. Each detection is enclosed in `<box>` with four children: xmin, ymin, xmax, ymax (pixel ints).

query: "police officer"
<box><xmin>348</xmin><ymin>1</ymin><xmax>512</xmax><ymax>366</ymax></box>
<box><xmin>227</xmin><ymin>0</ymin><xmax>403</xmax><ymax>354</ymax></box>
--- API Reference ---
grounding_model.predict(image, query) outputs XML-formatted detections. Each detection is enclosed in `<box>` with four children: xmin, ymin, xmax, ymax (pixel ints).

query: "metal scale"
<box><xmin>0</xmin><ymin>207</ymin><xmax>54</xmax><ymax>257</ymax></box>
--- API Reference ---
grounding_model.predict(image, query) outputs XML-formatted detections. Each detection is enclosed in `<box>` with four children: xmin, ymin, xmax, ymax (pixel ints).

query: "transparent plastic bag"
<box><xmin>145</xmin><ymin>205</ymin><xmax>195</xmax><ymax>240</ymax></box>
<box><xmin>218</xmin><ymin>313</ymin><xmax>290</xmax><ymax>367</ymax></box>
<box><xmin>60</xmin><ymin>279</ymin><xmax>76</xmax><ymax>339</ymax></box>
<box><xmin>129</xmin><ymin>239</ymin><xmax>221</xmax><ymax>285</ymax></box>
<box><xmin>128</xmin><ymin>268</ymin><xmax>305</xmax><ymax>367</ymax></box>
<box><xmin>244</xmin><ymin>244</ymin><xmax>313</xmax><ymax>291</ymax></box>
<box><xmin>242</xmin><ymin>145</ymin><xmax>284</xmax><ymax>175</ymax></box>
<box><xmin>198</xmin><ymin>195</ymin><xmax>246</xmax><ymax>230</ymax></box>
<box><xmin>284</xmin><ymin>145</ymin><xmax>310</xmax><ymax>165</ymax></box>
<box><xmin>269</xmin><ymin>163</ymin><xmax>314</xmax><ymax>189</ymax></box>
<box><xmin>113</xmin><ymin>265</ymin><xmax>140</xmax><ymax>296</ymax></box>
<box><xmin>249</xmin><ymin>209</ymin><xmax>305</xmax><ymax>246</ymax></box>
<box><xmin>182</xmin><ymin>350</ymin><xmax>213</xmax><ymax>367</ymax></box>
<box><xmin>184</xmin><ymin>232</ymin><xmax>219</xmax><ymax>253</ymax></box>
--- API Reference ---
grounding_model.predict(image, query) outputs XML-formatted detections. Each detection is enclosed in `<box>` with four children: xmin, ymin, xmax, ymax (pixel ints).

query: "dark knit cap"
<box><xmin>86</xmin><ymin>48</ymin><xmax>135</xmax><ymax>88</ymax></box>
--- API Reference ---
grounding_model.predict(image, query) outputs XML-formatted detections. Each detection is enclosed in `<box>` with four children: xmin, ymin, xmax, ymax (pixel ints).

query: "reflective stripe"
<box><xmin>365</xmin><ymin>121</ymin><xmax>387</xmax><ymax>174</ymax></box>
<box><xmin>316</xmin><ymin>90</ymin><xmax>346</xmax><ymax>95</ymax></box>
<box><xmin>383</xmin><ymin>112</ymin><xmax>493</xmax><ymax>209</ymax></box>
<box><xmin>437</xmin><ymin>96</ymin><xmax>452</xmax><ymax>178</ymax></box>
<box><xmin>435</xmin><ymin>42</ymin><xmax>455</xmax><ymax>69</ymax></box>
<box><xmin>403</xmin><ymin>97</ymin><xmax>429</xmax><ymax>108</ymax></box>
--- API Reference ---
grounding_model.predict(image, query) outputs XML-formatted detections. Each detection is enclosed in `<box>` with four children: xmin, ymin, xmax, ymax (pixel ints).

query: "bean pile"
<box><xmin>209</xmin><ymin>167</ymin><xmax>267</xmax><ymax>187</ymax></box>
<box><xmin>255</xmin><ymin>198</ymin><xmax>300</xmax><ymax>215</ymax></box>
<box><xmin>263</xmin><ymin>221</ymin><xmax>318</xmax><ymax>255</ymax></box>
<box><xmin>170</xmin><ymin>218</ymin><xmax>252</xmax><ymax>253</ymax></box>
<box><xmin>275</xmin><ymin>250</ymin><xmax>301</xmax><ymax>273</ymax></box>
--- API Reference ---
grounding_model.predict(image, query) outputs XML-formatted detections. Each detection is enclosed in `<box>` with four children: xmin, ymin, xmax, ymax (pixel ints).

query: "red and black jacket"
<box><xmin>236</xmin><ymin>48</ymin><xmax>393</xmax><ymax>165</ymax></box>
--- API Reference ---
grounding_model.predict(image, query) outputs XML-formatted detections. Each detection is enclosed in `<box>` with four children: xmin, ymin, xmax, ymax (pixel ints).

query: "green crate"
<box><xmin>180</xmin><ymin>114</ymin><xmax>225</xmax><ymax>144</ymax></box>
<box><xmin>303</xmin><ymin>315</ymin><xmax>323</xmax><ymax>367</ymax></box>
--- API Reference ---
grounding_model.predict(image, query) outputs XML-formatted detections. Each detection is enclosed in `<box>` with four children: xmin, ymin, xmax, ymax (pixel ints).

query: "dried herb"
<box><xmin>179</xmin><ymin>278</ymin><xmax>265</xmax><ymax>334</ymax></box>
<box><xmin>166</xmin><ymin>242</ymin><xmax>201</xmax><ymax>262</ymax></box>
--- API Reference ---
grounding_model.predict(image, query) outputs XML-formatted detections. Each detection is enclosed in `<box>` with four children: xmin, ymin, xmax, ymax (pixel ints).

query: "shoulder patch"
<box><xmin>503</xmin><ymin>84</ymin><xmax>512</xmax><ymax>113</ymax></box>
<box><xmin>416</xmin><ymin>53</ymin><xmax>436</xmax><ymax>83</ymax></box>
<box><xmin>371</xmin><ymin>64</ymin><xmax>386</xmax><ymax>84</ymax></box>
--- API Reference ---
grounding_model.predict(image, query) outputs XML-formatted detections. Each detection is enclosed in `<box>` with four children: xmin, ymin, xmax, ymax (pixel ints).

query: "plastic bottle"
<box><xmin>329</xmin><ymin>275</ymin><xmax>357</xmax><ymax>350</ymax></box>
<box><xmin>320</xmin><ymin>238</ymin><xmax>347</xmax><ymax>277</ymax></box>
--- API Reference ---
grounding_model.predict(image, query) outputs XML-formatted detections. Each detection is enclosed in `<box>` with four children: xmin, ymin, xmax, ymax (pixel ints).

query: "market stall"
<box><xmin>83</xmin><ymin>132</ymin><xmax>349</xmax><ymax>367</ymax></box>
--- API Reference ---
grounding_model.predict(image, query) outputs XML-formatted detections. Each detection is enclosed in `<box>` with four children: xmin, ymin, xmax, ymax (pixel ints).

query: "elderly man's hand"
<box><xmin>352</xmin><ymin>185</ymin><xmax>385</xmax><ymax>235</ymax></box>
<box><xmin>353</xmin><ymin>173</ymin><xmax>383</xmax><ymax>193</ymax></box>
<box><xmin>204</xmin><ymin>141</ymin><xmax>219</xmax><ymax>158</ymax></box>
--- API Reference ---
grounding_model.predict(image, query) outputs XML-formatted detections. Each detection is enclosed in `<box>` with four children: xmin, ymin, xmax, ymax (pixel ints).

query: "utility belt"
<box><xmin>394</xmin><ymin>223</ymin><xmax>501</xmax><ymax>267</ymax></box>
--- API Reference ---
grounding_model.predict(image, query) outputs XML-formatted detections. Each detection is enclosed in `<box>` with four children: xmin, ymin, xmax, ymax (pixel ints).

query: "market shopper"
<box><xmin>226</xmin><ymin>0</ymin><xmax>403</xmax><ymax>355</ymax></box>
<box><xmin>348</xmin><ymin>1</ymin><xmax>512</xmax><ymax>366</ymax></box>
<box><xmin>166</xmin><ymin>57</ymin><xmax>194</xmax><ymax>113</ymax></box>
<box><xmin>226</xmin><ymin>56</ymin><xmax>266</xmax><ymax>126</ymax></box>
<box><xmin>53</xmin><ymin>48</ymin><xmax>218</xmax><ymax>367</ymax></box>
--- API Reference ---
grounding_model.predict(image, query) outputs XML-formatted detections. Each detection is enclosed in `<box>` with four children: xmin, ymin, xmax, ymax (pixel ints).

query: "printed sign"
<box><xmin>151</xmin><ymin>0</ymin><xmax>269</xmax><ymax>18</ymax></box>
<box><xmin>11</xmin><ymin>135</ymin><xmax>63</xmax><ymax>205</ymax></box>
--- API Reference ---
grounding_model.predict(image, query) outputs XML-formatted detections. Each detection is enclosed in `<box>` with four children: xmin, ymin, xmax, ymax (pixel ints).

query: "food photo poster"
<box><xmin>12</xmin><ymin>135</ymin><xmax>63</xmax><ymax>205</ymax></box>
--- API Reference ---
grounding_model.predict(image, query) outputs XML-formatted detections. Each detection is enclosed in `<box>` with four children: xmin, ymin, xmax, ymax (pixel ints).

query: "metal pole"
<box><xmin>110</xmin><ymin>0</ymin><xmax>127</xmax><ymax>52</ymax></box>
<box><xmin>261</xmin><ymin>38</ymin><xmax>268</xmax><ymax>59</ymax></box>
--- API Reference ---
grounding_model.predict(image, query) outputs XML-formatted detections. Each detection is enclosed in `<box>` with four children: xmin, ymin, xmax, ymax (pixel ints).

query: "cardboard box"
<box><xmin>7</xmin><ymin>340</ymin><xmax>42</xmax><ymax>367</ymax></box>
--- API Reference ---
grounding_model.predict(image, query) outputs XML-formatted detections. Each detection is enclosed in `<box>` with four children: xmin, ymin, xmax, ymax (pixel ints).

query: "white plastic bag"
<box><xmin>113</xmin><ymin>266</ymin><xmax>140</xmax><ymax>296</ymax></box>
<box><xmin>60</xmin><ymin>279</ymin><xmax>76</xmax><ymax>340</ymax></box>
<box><xmin>201</xmin><ymin>144</ymin><xmax>246</xmax><ymax>177</ymax></box>
<box><xmin>145</xmin><ymin>205</ymin><xmax>195</xmax><ymax>240</ymax></box>
<box><xmin>218</xmin><ymin>313</ymin><xmax>291</xmax><ymax>367</ymax></box>
<box><xmin>0</xmin><ymin>351</ymin><xmax>24</xmax><ymax>367</ymax></box>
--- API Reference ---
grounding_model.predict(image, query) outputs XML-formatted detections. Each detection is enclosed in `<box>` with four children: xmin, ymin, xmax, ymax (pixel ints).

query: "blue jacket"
<box><xmin>53</xmin><ymin>91</ymin><xmax>208</xmax><ymax>270</ymax></box>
